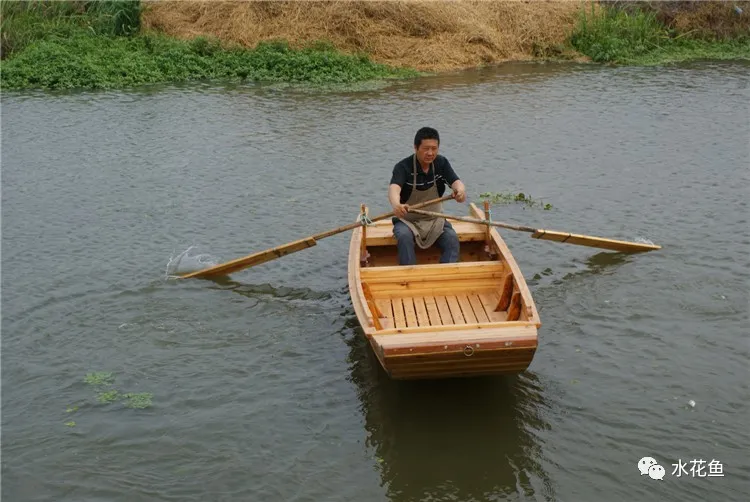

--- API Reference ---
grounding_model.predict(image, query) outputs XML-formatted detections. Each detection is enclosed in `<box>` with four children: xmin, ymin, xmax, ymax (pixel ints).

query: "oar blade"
<box><xmin>531</xmin><ymin>230</ymin><xmax>661</xmax><ymax>253</ymax></box>
<box><xmin>178</xmin><ymin>237</ymin><xmax>317</xmax><ymax>279</ymax></box>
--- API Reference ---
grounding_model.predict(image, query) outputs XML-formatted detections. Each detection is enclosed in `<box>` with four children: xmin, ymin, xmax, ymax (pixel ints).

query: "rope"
<box><xmin>359</xmin><ymin>211</ymin><xmax>373</xmax><ymax>226</ymax></box>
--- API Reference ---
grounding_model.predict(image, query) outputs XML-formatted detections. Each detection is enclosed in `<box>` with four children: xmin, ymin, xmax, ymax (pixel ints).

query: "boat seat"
<box><xmin>364</xmin><ymin>220</ymin><xmax>487</xmax><ymax>246</ymax></box>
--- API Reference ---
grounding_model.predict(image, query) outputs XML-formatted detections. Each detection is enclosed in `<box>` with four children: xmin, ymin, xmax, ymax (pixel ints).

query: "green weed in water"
<box><xmin>75</xmin><ymin>372</ymin><xmax>153</xmax><ymax>423</ymax></box>
<box><xmin>96</xmin><ymin>389</ymin><xmax>121</xmax><ymax>404</ymax></box>
<box><xmin>65</xmin><ymin>421</ymin><xmax>76</xmax><ymax>427</ymax></box>
<box><xmin>122</xmin><ymin>393</ymin><xmax>153</xmax><ymax>409</ymax></box>
<box><xmin>479</xmin><ymin>191</ymin><xmax>553</xmax><ymax>210</ymax></box>
<box><xmin>84</xmin><ymin>371</ymin><xmax>115</xmax><ymax>386</ymax></box>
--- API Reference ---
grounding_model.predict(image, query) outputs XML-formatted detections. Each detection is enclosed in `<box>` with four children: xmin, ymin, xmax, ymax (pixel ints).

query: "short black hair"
<box><xmin>414</xmin><ymin>127</ymin><xmax>440</xmax><ymax>147</ymax></box>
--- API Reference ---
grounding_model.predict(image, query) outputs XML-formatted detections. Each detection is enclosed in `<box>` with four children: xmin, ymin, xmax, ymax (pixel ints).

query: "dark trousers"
<box><xmin>393</xmin><ymin>219</ymin><xmax>460</xmax><ymax>266</ymax></box>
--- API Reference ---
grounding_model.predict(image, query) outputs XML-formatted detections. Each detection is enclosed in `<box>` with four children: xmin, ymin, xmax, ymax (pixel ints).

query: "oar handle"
<box><xmin>311</xmin><ymin>193</ymin><xmax>455</xmax><ymax>240</ymax></box>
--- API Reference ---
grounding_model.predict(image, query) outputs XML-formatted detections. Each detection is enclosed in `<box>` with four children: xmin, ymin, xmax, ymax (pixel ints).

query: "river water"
<box><xmin>2</xmin><ymin>61</ymin><xmax>748</xmax><ymax>502</ymax></box>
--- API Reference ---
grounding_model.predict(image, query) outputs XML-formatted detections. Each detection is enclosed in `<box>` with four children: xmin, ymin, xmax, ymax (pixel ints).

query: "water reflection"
<box><xmin>204</xmin><ymin>275</ymin><xmax>335</xmax><ymax>302</ymax></box>
<box><xmin>528</xmin><ymin>251</ymin><xmax>634</xmax><ymax>289</ymax></box>
<box><xmin>344</xmin><ymin>324</ymin><xmax>556</xmax><ymax>502</ymax></box>
<box><xmin>569</xmin><ymin>251</ymin><xmax>633</xmax><ymax>273</ymax></box>
<box><xmin>213</xmin><ymin>61</ymin><xmax>594</xmax><ymax>104</ymax></box>
<box><xmin>392</xmin><ymin>61</ymin><xmax>595</xmax><ymax>93</ymax></box>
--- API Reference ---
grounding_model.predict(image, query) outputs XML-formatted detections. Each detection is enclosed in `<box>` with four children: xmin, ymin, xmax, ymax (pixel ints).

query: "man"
<box><xmin>388</xmin><ymin>127</ymin><xmax>467</xmax><ymax>266</ymax></box>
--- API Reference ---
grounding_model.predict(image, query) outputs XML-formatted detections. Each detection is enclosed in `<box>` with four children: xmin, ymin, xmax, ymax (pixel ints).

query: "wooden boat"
<box><xmin>348</xmin><ymin>202</ymin><xmax>541</xmax><ymax>380</ymax></box>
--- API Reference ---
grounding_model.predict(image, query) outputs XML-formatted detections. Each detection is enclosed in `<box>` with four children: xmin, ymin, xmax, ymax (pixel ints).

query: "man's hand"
<box><xmin>452</xmin><ymin>181</ymin><xmax>467</xmax><ymax>203</ymax></box>
<box><xmin>393</xmin><ymin>203</ymin><xmax>409</xmax><ymax>219</ymax></box>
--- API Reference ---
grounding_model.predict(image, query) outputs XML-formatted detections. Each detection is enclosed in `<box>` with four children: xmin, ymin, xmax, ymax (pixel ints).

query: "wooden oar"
<box><xmin>410</xmin><ymin>209</ymin><xmax>661</xmax><ymax>253</ymax></box>
<box><xmin>178</xmin><ymin>194</ymin><xmax>455</xmax><ymax>279</ymax></box>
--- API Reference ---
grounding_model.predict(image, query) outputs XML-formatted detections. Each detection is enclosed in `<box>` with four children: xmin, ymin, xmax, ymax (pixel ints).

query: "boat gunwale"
<box><xmin>468</xmin><ymin>203</ymin><xmax>540</xmax><ymax>327</ymax></box>
<box><xmin>347</xmin><ymin>224</ymin><xmax>378</xmax><ymax>337</ymax></box>
<box><xmin>374</xmin><ymin>319</ymin><xmax>537</xmax><ymax>335</ymax></box>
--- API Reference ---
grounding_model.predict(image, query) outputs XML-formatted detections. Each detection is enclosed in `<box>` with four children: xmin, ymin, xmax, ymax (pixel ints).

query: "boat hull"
<box><xmin>374</xmin><ymin>327</ymin><xmax>538</xmax><ymax>380</ymax></box>
<box><xmin>348</xmin><ymin>203</ymin><xmax>540</xmax><ymax>380</ymax></box>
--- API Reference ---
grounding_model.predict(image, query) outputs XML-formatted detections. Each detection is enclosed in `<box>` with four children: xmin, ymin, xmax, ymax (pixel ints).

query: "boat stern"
<box><xmin>371</xmin><ymin>323</ymin><xmax>538</xmax><ymax>380</ymax></box>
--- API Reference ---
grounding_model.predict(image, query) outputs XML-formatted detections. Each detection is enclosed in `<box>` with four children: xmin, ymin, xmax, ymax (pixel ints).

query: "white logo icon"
<box><xmin>638</xmin><ymin>457</ymin><xmax>659</xmax><ymax>475</ymax></box>
<box><xmin>649</xmin><ymin>464</ymin><xmax>666</xmax><ymax>480</ymax></box>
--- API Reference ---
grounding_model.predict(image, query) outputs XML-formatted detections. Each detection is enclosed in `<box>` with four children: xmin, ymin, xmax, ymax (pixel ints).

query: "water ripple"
<box><xmin>2</xmin><ymin>61</ymin><xmax>749</xmax><ymax>501</ymax></box>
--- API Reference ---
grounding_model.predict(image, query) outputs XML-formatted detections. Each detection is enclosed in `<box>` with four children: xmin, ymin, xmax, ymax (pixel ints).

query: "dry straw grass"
<box><xmin>140</xmin><ymin>0</ymin><xmax>591</xmax><ymax>71</ymax></box>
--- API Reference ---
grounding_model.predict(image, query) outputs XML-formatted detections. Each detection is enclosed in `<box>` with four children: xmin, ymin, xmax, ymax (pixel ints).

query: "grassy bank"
<box><xmin>0</xmin><ymin>1</ymin><xmax>416</xmax><ymax>91</ymax></box>
<box><xmin>570</xmin><ymin>2</ymin><xmax>750</xmax><ymax>64</ymax></box>
<box><xmin>1</xmin><ymin>34</ymin><xmax>418</xmax><ymax>90</ymax></box>
<box><xmin>1</xmin><ymin>1</ymin><xmax>748</xmax><ymax>92</ymax></box>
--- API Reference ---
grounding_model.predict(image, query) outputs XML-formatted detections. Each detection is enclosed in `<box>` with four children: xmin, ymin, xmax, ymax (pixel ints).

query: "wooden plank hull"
<box><xmin>376</xmin><ymin>331</ymin><xmax>537</xmax><ymax>380</ymax></box>
<box><xmin>347</xmin><ymin>203</ymin><xmax>540</xmax><ymax>380</ymax></box>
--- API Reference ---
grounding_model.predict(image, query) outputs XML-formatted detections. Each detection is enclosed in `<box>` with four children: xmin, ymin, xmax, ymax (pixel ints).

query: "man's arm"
<box><xmin>389</xmin><ymin>184</ymin><xmax>408</xmax><ymax>218</ymax></box>
<box><xmin>451</xmin><ymin>179</ymin><xmax>466</xmax><ymax>203</ymax></box>
<box><xmin>389</xmin><ymin>163</ymin><xmax>409</xmax><ymax>218</ymax></box>
<box><xmin>442</xmin><ymin>157</ymin><xmax>466</xmax><ymax>203</ymax></box>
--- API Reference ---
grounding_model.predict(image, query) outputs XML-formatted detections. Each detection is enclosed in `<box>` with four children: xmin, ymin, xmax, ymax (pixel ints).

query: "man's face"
<box><xmin>415</xmin><ymin>139</ymin><xmax>439</xmax><ymax>166</ymax></box>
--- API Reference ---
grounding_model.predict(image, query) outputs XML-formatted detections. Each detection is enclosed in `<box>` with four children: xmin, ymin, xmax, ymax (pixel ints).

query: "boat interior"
<box><xmin>357</xmin><ymin>213</ymin><xmax>535</xmax><ymax>332</ymax></box>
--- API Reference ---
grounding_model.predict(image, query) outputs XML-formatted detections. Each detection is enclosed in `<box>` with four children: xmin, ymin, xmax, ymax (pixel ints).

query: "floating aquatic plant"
<box><xmin>479</xmin><ymin>191</ymin><xmax>553</xmax><ymax>210</ymax></box>
<box><xmin>122</xmin><ymin>393</ymin><xmax>153</xmax><ymax>409</ymax></box>
<box><xmin>69</xmin><ymin>372</ymin><xmax>153</xmax><ymax>426</ymax></box>
<box><xmin>84</xmin><ymin>372</ymin><xmax>115</xmax><ymax>386</ymax></box>
<box><xmin>96</xmin><ymin>390</ymin><xmax>121</xmax><ymax>404</ymax></box>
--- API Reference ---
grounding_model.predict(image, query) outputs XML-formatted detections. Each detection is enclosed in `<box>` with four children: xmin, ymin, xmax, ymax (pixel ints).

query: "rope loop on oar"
<box><xmin>358</xmin><ymin>211</ymin><xmax>373</xmax><ymax>226</ymax></box>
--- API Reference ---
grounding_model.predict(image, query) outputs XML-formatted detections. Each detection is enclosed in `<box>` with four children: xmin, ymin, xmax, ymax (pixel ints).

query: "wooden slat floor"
<box><xmin>378</xmin><ymin>291</ymin><xmax>509</xmax><ymax>329</ymax></box>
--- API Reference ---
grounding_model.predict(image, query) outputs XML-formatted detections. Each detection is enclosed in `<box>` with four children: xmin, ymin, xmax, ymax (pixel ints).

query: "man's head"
<box><xmin>414</xmin><ymin>127</ymin><xmax>440</xmax><ymax>166</ymax></box>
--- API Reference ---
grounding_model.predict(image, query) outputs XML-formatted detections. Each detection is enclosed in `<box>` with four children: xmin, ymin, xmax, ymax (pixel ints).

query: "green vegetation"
<box><xmin>570</xmin><ymin>4</ymin><xmax>750</xmax><ymax>64</ymax></box>
<box><xmin>618</xmin><ymin>38</ymin><xmax>750</xmax><ymax>65</ymax></box>
<box><xmin>2</xmin><ymin>35</ymin><xmax>417</xmax><ymax>90</ymax></box>
<box><xmin>122</xmin><ymin>392</ymin><xmax>153</xmax><ymax>409</ymax></box>
<box><xmin>69</xmin><ymin>370</ymin><xmax>153</xmax><ymax>426</ymax></box>
<box><xmin>83</xmin><ymin>371</ymin><xmax>115</xmax><ymax>386</ymax></box>
<box><xmin>479</xmin><ymin>191</ymin><xmax>553</xmax><ymax>210</ymax></box>
<box><xmin>1</xmin><ymin>1</ymin><xmax>417</xmax><ymax>91</ymax></box>
<box><xmin>1</xmin><ymin>0</ymin><xmax>141</xmax><ymax>57</ymax></box>
<box><xmin>96</xmin><ymin>389</ymin><xmax>121</xmax><ymax>404</ymax></box>
<box><xmin>82</xmin><ymin>370</ymin><xmax>152</xmax><ymax>408</ymax></box>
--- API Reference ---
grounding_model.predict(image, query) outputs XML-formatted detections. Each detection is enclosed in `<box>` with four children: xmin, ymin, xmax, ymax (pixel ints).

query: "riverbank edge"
<box><xmin>1</xmin><ymin>1</ymin><xmax>748</xmax><ymax>92</ymax></box>
<box><xmin>3</xmin><ymin>35</ymin><xmax>747</xmax><ymax>93</ymax></box>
